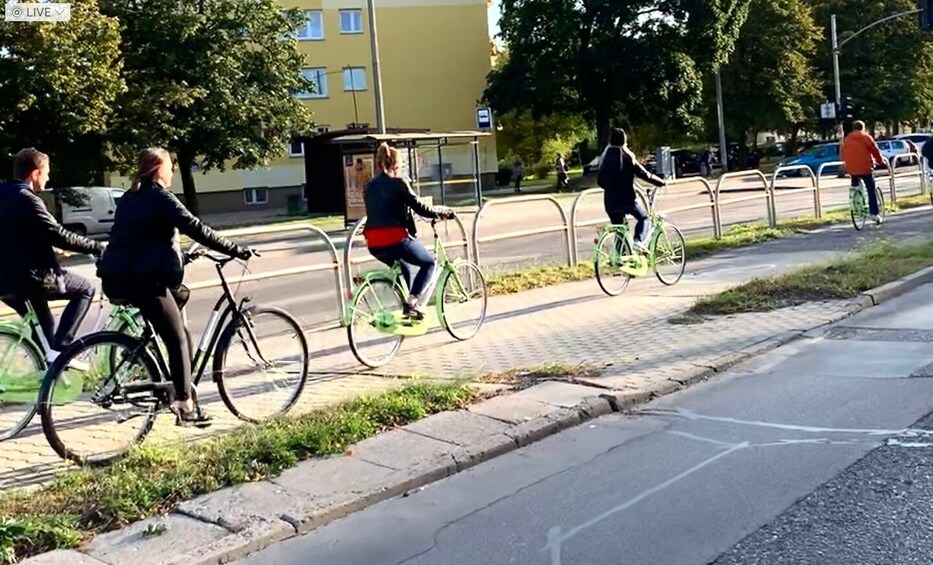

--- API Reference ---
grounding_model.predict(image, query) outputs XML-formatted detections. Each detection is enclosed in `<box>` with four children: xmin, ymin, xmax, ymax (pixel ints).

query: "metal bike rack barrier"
<box><xmin>471</xmin><ymin>194</ymin><xmax>572</xmax><ymax>269</ymax></box>
<box><xmin>815</xmin><ymin>161</ymin><xmax>847</xmax><ymax>214</ymax></box>
<box><xmin>646</xmin><ymin>177</ymin><xmax>720</xmax><ymax>238</ymax></box>
<box><xmin>568</xmin><ymin>187</ymin><xmax>650</xmax><ymax>265</ymax></box>
<box><xmin>769</xmin><ymin>165</ymin><xmax>820</xmax><ymax>221</ymax></box>
<box><xmin>889</xmin><ymin>152</ymin><xmax>923</xmax><ymax>202</ymax></box>
<box><xmin>3</xmin><ymin>223</ymin><xmax>349</xmax><ymax>326</ymax></box>
<box><xmin>187</xmin><ymin>223</ymin><xmax>347</xmax><ymax>328</ymax></box>
<box><xmin>924</xmin><ymin>157</ymin><xmax>931</xmax><ymax>195</ymax></box>
<box><xmin>343</xmin><ymin>214</ymin><xmax>471</xmax><ymax>293</ymax></box>
<box><xmin>714</xmin><ymin>170</ymin><xmax>774</xmax><ymax>232</ymax></box>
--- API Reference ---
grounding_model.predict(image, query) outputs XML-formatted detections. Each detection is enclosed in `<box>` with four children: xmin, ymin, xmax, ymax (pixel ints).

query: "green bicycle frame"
<box><xmin>343</xmin><ymin>233</ymin><xmax>470</xmax><ymax>332</ymax></box>
<box><xmin>593</xmin><ymin>214</ymin><xmax>667</xmax><ymax>277</ymax></box>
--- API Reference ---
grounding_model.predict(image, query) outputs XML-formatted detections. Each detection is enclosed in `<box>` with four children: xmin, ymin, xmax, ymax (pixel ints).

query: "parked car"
<box><xmin>44</xmin><ymin>186</ymin><xmax>125</xmax><ymax>236</ymax></box>
<box><xmin>892</xmin><ymin>133</ymin><xmax>930</xmax><ymax>155</ymax></box>
<box><xmin>876</xmin><ymin>139</ymin><xmax>913</xmax><ymax>168</ymax></box>
<box><xmin>644</xmin><ymin>149</ymin><xmax>703</xmax><ymax>177</ymax></box>
<box><xmin>583</xmin><ymin>156</ymin><xmax>601</xmax><ymax>175</ymax></box>
<box><xmin>714</xmin><ymin>143</ymin><xmax>761</xmax><ymax>171</ymax></box>
<box><xmin>776</xmin><ymin>142</ymin><xmax>841</xmax><ymax>177</ymax></box>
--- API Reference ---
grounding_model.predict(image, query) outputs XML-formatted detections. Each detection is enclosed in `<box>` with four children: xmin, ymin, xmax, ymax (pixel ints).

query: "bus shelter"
<box><xmin>297</xmin><ymin>128</ymin><xmax>491</xmax><ymax>226</ymax></box>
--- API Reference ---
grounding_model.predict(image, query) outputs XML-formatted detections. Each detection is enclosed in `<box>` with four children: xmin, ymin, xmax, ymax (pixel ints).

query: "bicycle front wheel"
<box><xmin>348</xmin><ymin>279</ymin><xmax>406</xmax><ymax>368</ymax></box>
<box><xmin>594</xmin><ymin>228</ymin><xmax>633</xmax><ymax>297</ymax></box>
<box><xmin>214</xmin><ymin>307</ymin><xmax>309</xmax><ymax>423</ymax></box>
<box><xmin>440</xmin><ymin>261</ymin><xmax>488</xmax><ymax>341</ymax></box>
<box><xmin>39</xmin><ymin>332</ymin><xmax>161</xmax><ymax>466</ymax></box>
<box><xmin>653</xmin><ymin>221</ymin><xmax>687</xmax><ymax>286</ymax></box>
<box><xmin>0</xmin><ymin>329</ymin><xmax>44</xmax><ymax>441</ymax></box>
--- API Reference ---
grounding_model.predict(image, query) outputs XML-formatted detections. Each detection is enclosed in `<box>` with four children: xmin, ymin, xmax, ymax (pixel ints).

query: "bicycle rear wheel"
<box><xmin>653</xmin><ymin>221</ymin><xmax>687</xmax><ymax>286</ymax></box>
<box><xmin>0</xmin><ymin>329</ymin><xmax>44</xmax><ymax>441</ymax></box>
<box><xmin>214</xmin><ymin>307</ymin><xmax>309</xmax><ymax>423</ymax></box>
<box><xmin>39</xmin><ymin>332</ymin><xmax>161</xmax><ymax>466</ymax></box>
<box><xmin>850</xmin><ymin>186</ymin><xmax>868</xmax><ymax>231</ymax></box>
<box><xmin>594</xmin><ymin>228</ymin><xmax>633</xmax><ymax>296</ymax></box>
<box><xmin>347</xmin><ymin>279</ymin><xmax>406</xmax><ymax>368</ymax></box>
<box><xmin>439</xmin><ymin>261</ymin><xmax>488</xmax><ymax>341</ymax></box>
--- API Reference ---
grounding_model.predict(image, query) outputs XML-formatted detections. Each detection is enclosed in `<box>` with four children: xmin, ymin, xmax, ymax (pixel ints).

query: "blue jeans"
<box><xmin>1</xmin><ymin>270</ymin><xmax>95</xmax><ymax>351</ymax></box>
<box><xmin>370</xmin><ymin>237</ymin><xmax>435</xmax><ymax>298</ymax></box>
<box><xmin>851</xmin><ymin>174</ymin><xmax>880</xmax><ymax>215</ymax></box>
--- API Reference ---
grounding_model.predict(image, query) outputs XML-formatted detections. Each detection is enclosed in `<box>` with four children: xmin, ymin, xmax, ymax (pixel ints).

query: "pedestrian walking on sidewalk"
<box><xmin>513</xmin><ymin>158</ymin><xmax>524</xmax><ymax>193</ymax></box>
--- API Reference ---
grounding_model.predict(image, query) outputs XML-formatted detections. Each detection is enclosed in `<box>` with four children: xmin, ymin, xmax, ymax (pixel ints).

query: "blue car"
<box><xmin>776</xmin><ymin>142</ymin><xmax>842</xmax><ymax>177</ymax></box>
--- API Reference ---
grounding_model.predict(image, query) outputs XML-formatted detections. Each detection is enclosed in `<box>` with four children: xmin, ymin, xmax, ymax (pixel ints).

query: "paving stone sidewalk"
<box><xmin>2</xmin><ymin>208</ymin><xmax>932</xmax><ymax>492</ymax></box>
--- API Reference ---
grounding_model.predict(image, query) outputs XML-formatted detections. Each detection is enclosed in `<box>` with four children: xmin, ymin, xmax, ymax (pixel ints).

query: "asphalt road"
<box><xmin>233</xmin><ymin>282</ymin><xmax>933</xmax><ymax>565</ymax></box>
<box><xmin>15</xmin><ymin>176</ymin><xmax>926</xmax><ymax>339</ymax></box>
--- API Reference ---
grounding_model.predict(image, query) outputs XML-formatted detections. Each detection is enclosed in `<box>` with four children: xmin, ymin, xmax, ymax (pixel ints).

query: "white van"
<box><xmin>55</xmin><ymin>187</ymin><xmax>125</xmax><ymax>237</ymax></box>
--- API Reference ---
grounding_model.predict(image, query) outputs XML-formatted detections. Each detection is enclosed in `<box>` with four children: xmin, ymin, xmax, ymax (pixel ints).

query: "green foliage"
<box><xmin>0</xmin><ymin>0</ymin><xmax>124</xmax><ymax>185</ymax></box>
<box><xmin>496</xmin><ymin>111</ymin><xmax>591</xmax><ymax>170</ymax></box>
<box><xmin>99</xmin><ymin>0</ymin><xmax>315</xmax><ymax>214</ymax></box>
<box><xmin>710</xmin><ymin>0</ymin><xmax>823</xmax><ymax>143</ymax></box>
<box><xmin>485</xmin><ymin>0</ymin><xmax>753</xmax><ymax>145</ymax></box>
<box><xmin>808</xmin><ymin>0</ymin><xmax>933</xmax><ymax>128</ymax></box>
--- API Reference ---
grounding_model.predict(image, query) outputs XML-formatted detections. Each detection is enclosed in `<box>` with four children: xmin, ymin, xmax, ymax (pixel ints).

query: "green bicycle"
<box><xmin>593</xmin><ymin>207</ymin><xmax>687</xmax><ymax>297</ymax></box>
<box><xmin>0</xmin><ymin>297</ymin><xmax>144</xmax><ymax>441</ymax></box>
<box><xmin>345</xmin><ymin>218</ymin><xmax>488</xmax><ymax>369</ymax></box>
<box><xmin>850</xmin><ymin>178</ymin><xmax>885</xmax><ymax>231</ymax></box>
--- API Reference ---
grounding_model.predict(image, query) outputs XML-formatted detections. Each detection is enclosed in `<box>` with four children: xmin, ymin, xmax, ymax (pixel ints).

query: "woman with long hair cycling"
<box><xmin>97</xmin><ymin>148</ymin><xmax>253</xmax><ymax>427</ymax></box>
<box><xmin>362</xmin><ymin>143</ymin><xmax>454</xmax><ymax>320</ymax></box>
<box><xmin>597</xmin><ymin>127</ymin><xmax>666</xmax><ymax>252</ymax></box>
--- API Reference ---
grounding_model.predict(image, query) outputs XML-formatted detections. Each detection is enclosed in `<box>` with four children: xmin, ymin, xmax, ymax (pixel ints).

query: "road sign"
<box><xmin>476</xmin><ymin>107</ymin><xmax>493</xmax><ymax>130</ymax></box>
<box><xmin>821</xmin><ymin>102</ymin><xmax>837</xmax><ymax>120</ymax></box>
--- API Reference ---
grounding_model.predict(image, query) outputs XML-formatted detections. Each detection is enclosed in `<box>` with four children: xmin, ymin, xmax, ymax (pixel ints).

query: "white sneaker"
<box><xmin>872</xmin><ymin>214</ymin><xmax>883</xmax><ymax>225</ymax></box>
<box><xmin>46</xmin><ymin>350</ymin><xmax>90</xmax><ymax>372</ymax></box>
<box><xmin>633</xmin><ymin>241</ymin><xmax>649</xmax><ymax>254</ymax></box>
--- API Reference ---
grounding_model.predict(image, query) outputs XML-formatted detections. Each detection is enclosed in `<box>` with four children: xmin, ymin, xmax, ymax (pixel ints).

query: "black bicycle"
<box><xmin>38</xmin><ymin>249</ymin><xmax>310</xmax><ymax>466</ymax></box>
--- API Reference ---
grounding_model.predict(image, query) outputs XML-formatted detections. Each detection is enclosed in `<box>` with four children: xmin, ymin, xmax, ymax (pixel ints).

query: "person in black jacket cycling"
<box><xmin>597</xmin><ymin>127</ymin><xmax>666</xmax><ymax>252</ymax></box>
<box><xmin>363</xmin><ymin>143</ymin><xmax>454</xmax><ymax>321</ymax></box>
<box><xmin>98</xmin><ymin>148</ymin><xmax>253</xmax><ymax>427</ymax></box>
<box><xmin>0</xmin><ymin>148</ymin><xmax>104</xmax><ymax>364</ymax></box>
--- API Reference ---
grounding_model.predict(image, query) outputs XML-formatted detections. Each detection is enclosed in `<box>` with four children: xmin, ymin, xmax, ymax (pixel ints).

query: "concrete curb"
<box><xmin>20</xmin><ymin>266</ymin><xmax>933</xmax><ymax>565</ymax></box>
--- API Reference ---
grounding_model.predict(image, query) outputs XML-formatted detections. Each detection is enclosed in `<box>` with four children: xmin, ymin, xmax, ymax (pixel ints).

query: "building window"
<box><xmin>340</xmin><ymin>10</ymin><xmax>363</xmax><ymax>34</ymax></box>
<box><xmin>343</xmin><ymin>67</ymin><xmax>367</xmax><ymax>91</ymax></box>
<box><xmin>289</xmin><ymin>139</ymin><xmax>304</xmax><ymax>158</ymax></box>
<box><xmin>316</xmin><ymin>125</ymin><xmax>331</xmax><ymax>134</ymax></box>
<box><xmin>297</xmin><ymin>11</ymin><xmax>323</xmax><ymax>40</ymax></box>
<box><xmin>244</xmin><ymin>188</ymin><xmax>268</xmax><ymax>206</ymax></box>
<box><xmin>298</xmin><ymin>68</ymin><xmax>327</xmax><ymax>99</ymax></box>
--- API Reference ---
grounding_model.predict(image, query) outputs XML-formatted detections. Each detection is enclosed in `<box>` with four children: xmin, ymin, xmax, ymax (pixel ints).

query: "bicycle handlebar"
<box><xmin>183</xmin><ymin>248</ymin><xmax>260</xmax><ymax>266</ymax></box>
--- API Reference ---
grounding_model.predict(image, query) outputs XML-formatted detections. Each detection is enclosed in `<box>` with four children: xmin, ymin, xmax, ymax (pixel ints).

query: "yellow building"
<box><xmin>110</xmin><ymin>0</ymin><xmax>498</xmax><ymax>216</ymax></box>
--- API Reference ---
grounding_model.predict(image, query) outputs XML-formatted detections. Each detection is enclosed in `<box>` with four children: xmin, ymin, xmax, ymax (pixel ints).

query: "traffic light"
<box><xmin>840</xmin><ymin>96</ymin><xmax>852</xmax><ymax>120</ymax></box>
<box><xmin>922</xmin><ymin>0</ymin><xmax>933</xmax><ymax>32</ymax></box>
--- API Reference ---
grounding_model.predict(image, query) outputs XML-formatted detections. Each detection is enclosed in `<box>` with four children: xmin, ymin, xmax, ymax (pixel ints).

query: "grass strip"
<box><xmin>485</xmin><ymin>195</ymin><xmax>932</xmax><ymax>296</ymax></box>
<box><xmin>688</xmin><ymin>240</ymin><xmax>933</xmax><ymax>317</ymax></box>
<box><xmin>474</xmin><ymin>362</ymin><xmax>603</xmax><ymax>390</ymax></box>
<box><xmin>0</xmin><ymin>382</ymin><xmax>476</xmax><ymax>563</ymax></box>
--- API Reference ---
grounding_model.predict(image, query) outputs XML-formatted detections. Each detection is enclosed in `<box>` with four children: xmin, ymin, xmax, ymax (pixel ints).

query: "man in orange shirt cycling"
<box><xmin>840</xmin><ymin>120</ymin><xmax>885</xmax><ymax>225</ymax></box>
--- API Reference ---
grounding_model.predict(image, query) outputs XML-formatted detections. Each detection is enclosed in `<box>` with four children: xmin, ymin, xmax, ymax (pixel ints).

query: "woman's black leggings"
<box><xmin>104</xmin><ymin>281</ymin><xmax>193</xmax><ymax>402</ymax></box>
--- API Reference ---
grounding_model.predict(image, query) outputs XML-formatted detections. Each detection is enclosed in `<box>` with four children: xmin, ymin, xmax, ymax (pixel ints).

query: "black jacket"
<box><xmin>0</xmin><ymin>181</ymin><xmax>103</xmax><ymax>291</ymax></box>
<box><xmin>363</xmin><ymin>173</ymin><xmax>444</xmax><ymax>238</ymax></box>
<box><xmin>597</xmin><ymin>146</ymin><xmax>664</xmax><ymax>212</ymax></box>
<box><xmin>98</xmin><ymin>181</ymin><xmax>242</xmax><ymax>288</ymax></box>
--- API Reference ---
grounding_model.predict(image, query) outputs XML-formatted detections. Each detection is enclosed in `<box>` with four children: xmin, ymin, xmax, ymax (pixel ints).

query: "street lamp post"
<box><xmin>366</xmin><ymin>0</ymin><xmax>386</xmax><ymax>134</ymax></box>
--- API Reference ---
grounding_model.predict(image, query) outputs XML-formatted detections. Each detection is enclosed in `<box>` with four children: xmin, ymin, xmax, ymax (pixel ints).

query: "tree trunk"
<box><xmin>595</xmin><ymin>101</ymin><xmax>611</xmax><ymax>152</ymax></box>
<box><xmin>177</xmin><ymin>148</ymin><xmax>200</xmax><ymax>217</ymax></box>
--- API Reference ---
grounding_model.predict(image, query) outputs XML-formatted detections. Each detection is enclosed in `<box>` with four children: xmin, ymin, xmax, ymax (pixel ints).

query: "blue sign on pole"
<box><xmin>476</xmin><ymin>107</ymin><xmax>492</xmax><ymax>130</ymax></box>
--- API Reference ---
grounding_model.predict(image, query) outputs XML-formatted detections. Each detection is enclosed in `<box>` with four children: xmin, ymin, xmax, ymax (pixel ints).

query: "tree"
<box><xmin>484</xmin><ymin>0</ymin><xmax>753</xmax><ymax>147</ymax></box>
<box><xmin>0</xmin><ymin>0</ymin><xmax>124</xmax><ymax>188</ymax></box>
<box><xmin>808</xmin><ymin>0</ymin><xmax>933</xmax><ymax>130</ymax></box>
<box><xmin>101</xmin><ymin>0</ymin><xmax>315</xmax><ymax>215</ymax></box>
<box><xmin>710</xmin><ymin>0</ymin><xmax>823</xmax><ymax>150</ymax></box>
<box><xmin>496</xmin><ymin>110</ymin><xmax>592</xmax><ymax>171</ymax></box>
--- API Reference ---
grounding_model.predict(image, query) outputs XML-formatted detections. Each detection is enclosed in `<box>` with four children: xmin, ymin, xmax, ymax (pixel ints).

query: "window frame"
<box><xmin>343</xmin><ymin>67</ymin><xmax>368</xmax><ymax>92</ymax></box>
<box><xmin>298</xmin><ymin>67</ymin><xmax>328</xmax><ymax>99</ymax></box>
<box><xmin>339</xmin><ymin>9</ymin><xmax>363</xmax><ymax>34</ymax></box>
<box><xmin>244</xmin><ymin>187</ymin><xmax>269</xmax><ymax>206</ymax></box>
<box><xmin>297</xmin><ymin>10</ymin><xmax>324</xmax><ymax>41</ymax></box>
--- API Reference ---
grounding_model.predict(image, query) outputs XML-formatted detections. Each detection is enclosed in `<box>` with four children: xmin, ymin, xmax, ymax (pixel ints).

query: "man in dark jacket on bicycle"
<box><xmin>0</xmin><ymin>148</ymin><xmax>104</xmax><ymax>363</ymax></box>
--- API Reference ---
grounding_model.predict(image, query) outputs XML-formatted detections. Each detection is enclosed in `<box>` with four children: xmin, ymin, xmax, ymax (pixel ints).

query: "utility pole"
<box><xmin>715</xmin><ymin>67</ymin><xmax>729</xmax><ymax>173</ymax></box>
<box><xmin>366</xmin><ymin>0</ymin><xmax>386</xmax><ymax>134</ymax></box>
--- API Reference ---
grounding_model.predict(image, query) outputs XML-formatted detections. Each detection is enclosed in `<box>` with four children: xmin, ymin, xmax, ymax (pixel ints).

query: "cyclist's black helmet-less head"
<box><xmin>608</xmin><ymin>127</ymin><xmax>627</xmax><ymax>148</ymax></box>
